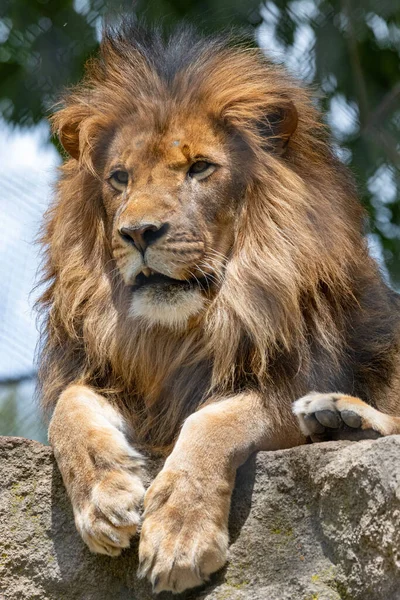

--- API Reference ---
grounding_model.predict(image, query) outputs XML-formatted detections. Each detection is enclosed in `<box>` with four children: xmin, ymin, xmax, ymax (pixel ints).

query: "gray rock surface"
<box><xmin>1</xmin><ymin>435</ymin><xmax>400</xmax><ymax>600</ymax></box>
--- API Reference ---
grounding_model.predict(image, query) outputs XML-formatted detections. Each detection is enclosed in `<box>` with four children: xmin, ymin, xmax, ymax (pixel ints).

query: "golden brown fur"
<box><xmin>37</xmin><ymin>22</ymin><xmax>400</xmax><ymax>594</ymax></box>
<box><xmin>39</xmin><ymin>25</ymin><xmax>399</xmax><ymax>446</ymax></box>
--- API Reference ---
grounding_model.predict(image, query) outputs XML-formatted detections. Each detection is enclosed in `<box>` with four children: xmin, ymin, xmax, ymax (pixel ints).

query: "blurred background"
<box><xmin>0</xmin><ymin>0</ymin><xmax>399</xmax><ymax>443</ymax></box>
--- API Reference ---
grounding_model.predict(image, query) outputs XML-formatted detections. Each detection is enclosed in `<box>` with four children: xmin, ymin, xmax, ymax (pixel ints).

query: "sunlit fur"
<box><xmin>37</xmin><ymin>23</ymin><xmax>400</xmax><ymax>451</ymax></box>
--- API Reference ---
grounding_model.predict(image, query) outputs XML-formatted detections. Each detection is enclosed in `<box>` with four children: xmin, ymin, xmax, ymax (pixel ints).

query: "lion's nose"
<box><xmin>119</xmin><ymin>222</ymin><xmax>166</xmax><ymax>254</ymax></box>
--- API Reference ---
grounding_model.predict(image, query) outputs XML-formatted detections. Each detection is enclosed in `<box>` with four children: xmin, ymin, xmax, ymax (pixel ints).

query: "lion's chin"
<box><xmin>129</xmin><ymin>284</ymin><xmax>205</xmax><ymax>328</ymax></box>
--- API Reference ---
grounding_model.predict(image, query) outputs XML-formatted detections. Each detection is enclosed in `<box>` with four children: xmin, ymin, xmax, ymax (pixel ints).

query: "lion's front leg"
<box><xmin>138</xmin><ymin>392</ymin><xmax>305</xmax><ymax>594</ymax></box>
<box><xmin>49</xmin><ymin>384</ymin><xmax>145</xmax><ymax>556</ymax></box>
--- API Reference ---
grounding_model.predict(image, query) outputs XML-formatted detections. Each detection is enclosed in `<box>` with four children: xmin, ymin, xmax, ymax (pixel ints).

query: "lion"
<box><xmin>37</xmin><ymin>21</ymin><xmax>400</xmax><ymax>594</ymax></box>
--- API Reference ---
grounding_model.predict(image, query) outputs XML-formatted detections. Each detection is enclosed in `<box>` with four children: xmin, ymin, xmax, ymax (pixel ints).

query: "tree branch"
<box><xmin>0</xmin><ymin>373</ymin><xmax>36</xmax><ymax>386</ymax></box>
<box><xmin>341</xmin><ymin>0</ymin><xmax>370</xmax><ymax>127</ymax></box>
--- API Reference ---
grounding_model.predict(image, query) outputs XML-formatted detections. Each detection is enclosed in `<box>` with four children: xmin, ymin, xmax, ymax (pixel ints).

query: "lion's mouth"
<box><xmin>132</xmin><ymin>270</ymin><xmax>209</xmax><ymax>292</ymax></box>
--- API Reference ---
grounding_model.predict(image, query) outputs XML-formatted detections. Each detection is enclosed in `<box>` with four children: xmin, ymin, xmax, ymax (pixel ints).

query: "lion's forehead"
<box><xmin>108</xmin><ymin>117</ymin><xmax>227</xmax><ymax>173</ymax></box>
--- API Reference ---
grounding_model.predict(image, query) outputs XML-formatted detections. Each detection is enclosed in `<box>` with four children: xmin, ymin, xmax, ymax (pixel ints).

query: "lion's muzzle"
<box><xmin>113</xmin><ymin>218</ymin><xmax>210</xmax><ymax>327</ymax></box>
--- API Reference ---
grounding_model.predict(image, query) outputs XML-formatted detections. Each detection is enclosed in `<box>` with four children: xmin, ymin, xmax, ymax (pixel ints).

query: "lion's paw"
<box><xmin>138</xmin><ymin>469</ymin><xmax>229</xmax><ymax>594</ymax></box>
<box><xmin>293</xmin><ymin>392</ymin><xmax>387</xmax><ymax>441</ymax></box>
<box><xmin>74</xmin><ymin>470</ymin><xmax>145</xmax><ymax>556</ymax></box>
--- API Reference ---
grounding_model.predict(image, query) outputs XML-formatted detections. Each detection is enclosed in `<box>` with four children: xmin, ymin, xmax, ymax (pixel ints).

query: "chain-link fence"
<box><xmin>0</xmin><ymin>136</ymin><xmax>57</xmax><ymax>442</ymax></box>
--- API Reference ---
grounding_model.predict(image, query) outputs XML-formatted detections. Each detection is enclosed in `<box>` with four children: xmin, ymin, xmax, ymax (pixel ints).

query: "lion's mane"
<box><xmin>37</xmin><ymin>23</ymin><xmax>397</xmax><ymax>450</ymax></box>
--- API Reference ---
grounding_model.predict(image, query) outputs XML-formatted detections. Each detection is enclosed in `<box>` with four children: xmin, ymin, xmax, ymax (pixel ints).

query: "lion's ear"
<box><xmin>259</xmin><ymin>100</ymin><xmax>298</xmax><ymax>154</ymax></box>
<box><xmin>51</xmin><ymin>106</ymin><xmax>91</xmax><ymax>161</ymax></box>
<box><xmin>58</xmin><ymin>121</ymin><xmax>81</xmax><ymax>160</ymax></box>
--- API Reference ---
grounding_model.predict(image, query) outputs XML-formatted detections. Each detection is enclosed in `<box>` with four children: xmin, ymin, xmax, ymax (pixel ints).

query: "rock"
<box><xmin>1</xmin><ymin>436</ymin><xmax>400</xmax><ymax>600</ymax></box>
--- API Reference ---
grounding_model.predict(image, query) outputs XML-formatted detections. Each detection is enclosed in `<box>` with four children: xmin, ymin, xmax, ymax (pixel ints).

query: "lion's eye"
<box><xmin>188</xmin><ymin>161</ymin><xmax>216</xmax><ymax>181</ymax></box>
<box><xmin>109</xmin><ymin>170</ymin><xmax>129</xmax><ymax>192</ymax></box>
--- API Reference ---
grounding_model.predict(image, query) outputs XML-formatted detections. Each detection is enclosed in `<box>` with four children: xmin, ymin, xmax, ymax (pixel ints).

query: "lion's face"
<box><xmin>101</xmin><ymin>115</ymin><xmax>246</xmax><ymax>327</ymax></box>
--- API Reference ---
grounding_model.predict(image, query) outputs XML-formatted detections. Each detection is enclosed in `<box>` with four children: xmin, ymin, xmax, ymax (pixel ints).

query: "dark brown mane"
<box><xmin>37</xmin><ymin>22</ymin><xmax>397</xmax><ymax>451</ymax></box>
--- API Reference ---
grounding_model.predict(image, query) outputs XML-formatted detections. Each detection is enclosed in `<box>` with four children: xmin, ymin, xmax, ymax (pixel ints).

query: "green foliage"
<box><xmin>1</xmin><ymin>0</ymin><xmax>399</xmax><ymax>282</ymax></box>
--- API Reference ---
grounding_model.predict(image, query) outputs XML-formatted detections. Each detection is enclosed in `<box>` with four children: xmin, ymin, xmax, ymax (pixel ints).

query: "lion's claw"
<box><xmin>74</xmin><ymin>469</ymin><xmax>144</xmax><ymax>556</ymax></box>
<box><xmin>138</xmin><ymin>468</ymin><xmax>229</xmax><ymax>594</ymax></box>
<box><xmin>293</xmin><ymin>392</ymin><xmax>386</xmax><ymax>441</ymax></box>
